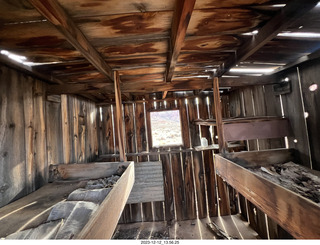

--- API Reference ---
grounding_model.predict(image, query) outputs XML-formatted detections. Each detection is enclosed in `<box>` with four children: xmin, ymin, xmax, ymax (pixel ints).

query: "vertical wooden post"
<box><xmin>114</xmin><ymin>71</ymin><xmax>127</xmax><ymax>162</ymax></box>
<box><xmin>61</xmin><ymin>94</ymin><xmax>71</xmax><ymax>164</ymax></box>
<box><xmin>213</xmin><ymin>77</ymin><xmax>227</xmax><ymax>153</ymax></box>
<box><xmin>213</xmin><ymin>77</ymin><xmax>231</xmax><ymax>215</ymax></box>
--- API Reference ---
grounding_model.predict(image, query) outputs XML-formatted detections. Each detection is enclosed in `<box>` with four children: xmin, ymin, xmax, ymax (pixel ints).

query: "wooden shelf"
<box><xmin>194</xmin><ymin>116</ymin><xmax>286</xmax><ymax>126</ymax></box>
<box><xmin>215</xmin><ymin>149</ymin><xmax>320</xmax><ymax>239</ymax></box>
<box><xmin>193</xmin><ymin>143</ymin><xmax>244</xmax><ymax>151</ymax></box>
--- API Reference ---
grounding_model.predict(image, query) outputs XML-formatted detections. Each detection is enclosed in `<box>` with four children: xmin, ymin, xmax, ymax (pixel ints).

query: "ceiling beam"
<box><xmin>216</xmin><ymin>0</ymin><xmax>319</xmax><ymax>77</ymax></box>
<box><xmin>165</xmin><ymin>0</ymin><xmax>196</xmax><ymax>83</ymax></box>
<box><xmin>272</xmin><ymin>47</ymin><xmax>320</xmax><ymax>74</ymax></box>
<box><xmin>28</xmin><ymin>0</ymin><xmax>114</xmax><ymax>82</ymax></box>
<box><xmin>0</xmin><ymin>55</ymin><xmax>64</xmax><ymax>85</ymax></box>
<box><xmin>47</xmin><ymin>75</ymin><xmax>275</xmax><ymax>95</ymax></box>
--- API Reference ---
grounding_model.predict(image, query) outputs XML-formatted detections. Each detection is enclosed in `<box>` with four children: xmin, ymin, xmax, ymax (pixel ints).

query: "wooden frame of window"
<box><xmin>146</xmin><ymin>100</ymin><xmax>186</xmax><ymax>149</ymax></box>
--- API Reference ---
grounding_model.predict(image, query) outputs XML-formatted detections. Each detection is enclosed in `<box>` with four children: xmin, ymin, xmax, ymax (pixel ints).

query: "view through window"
<box><xmin>150</xmin><ymin>110</ymin><xmax>183</xmax><ymax>147</ymax></box>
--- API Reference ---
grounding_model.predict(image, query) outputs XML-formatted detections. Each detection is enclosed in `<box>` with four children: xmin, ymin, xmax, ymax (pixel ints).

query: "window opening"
<box><xmin>150</xmin><ymin>110</ymin><xmax>183</xmax><ymax>147</ymax></box>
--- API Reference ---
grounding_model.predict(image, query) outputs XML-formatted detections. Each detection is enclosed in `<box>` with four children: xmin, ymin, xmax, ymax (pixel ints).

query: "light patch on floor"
<box><xmin>113</xmin><ymin>214</ymin><xmax>258</xmax><ymax>240</ymax></box>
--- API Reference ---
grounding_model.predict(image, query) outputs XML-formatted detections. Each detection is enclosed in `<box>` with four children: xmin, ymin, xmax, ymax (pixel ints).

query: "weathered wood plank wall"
<box><xmin>298</xmin><ymin>59</ymin><xmax>320</xmax><ymax>171</ymax></box>
<box><xmin>0</xmin><ymin>64</ymin><xmax>99</xmax><ymax>208</ymax></box>
<box><xmin>228</xmin><ymin>84</ymin><xmax>293</xmax><ymax>239</ymax></box>
<box><xmin>99</xmin><ymin>95</ymin><xmax>219</xmax><ymax>223</ymax></box>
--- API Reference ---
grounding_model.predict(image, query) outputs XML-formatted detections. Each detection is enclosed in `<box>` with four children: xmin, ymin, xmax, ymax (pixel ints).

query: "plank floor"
<box><xmin>113</xmin><ymin>214</ymin><xmax>259</xmax><ymax>240</ymax></box>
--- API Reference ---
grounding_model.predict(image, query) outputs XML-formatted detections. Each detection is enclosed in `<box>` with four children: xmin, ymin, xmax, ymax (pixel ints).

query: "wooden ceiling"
<box><xmin>0</xmin><ymin>0</ymin><xmax>319</xmax><ymax>102</ymax></box>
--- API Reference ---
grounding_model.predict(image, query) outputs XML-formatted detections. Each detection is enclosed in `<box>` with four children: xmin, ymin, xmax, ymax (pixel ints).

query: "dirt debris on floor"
<box><xmin>250</xmin><ymin>161</ymin><xmax>320</xmax><ymax>205</ymax></box>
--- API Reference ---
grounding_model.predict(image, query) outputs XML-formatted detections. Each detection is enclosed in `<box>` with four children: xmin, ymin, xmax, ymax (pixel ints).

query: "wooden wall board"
<box><xmin>124</xmin><ymin>104</ymin><xmax>136</xmax><ymax>157</ymax></box>
<box><xmin>178</xmin><ymin>99</ymin><xmax>191</xmax><ymax>148</ymax></box>
<box><xmin>238</xmin><ymin>193</ymin><xmax>248</xmax><ymax>221</ymax></box>
<box><xmin>109</xmin><ymin>95</ymin><xmax>222</xmax><ymax>223</ymax></box>
<box><xmin>0</xmin><ymin>64</ymin><xmax>101</xmax><ymax>208</ymax></box>
<box><xmin>160</xmin><ymin>154</ymin><xmax>175</xmax><ymax>221</ymax></box>
<box><xmin>152</xmin><ymin>201</ymin><xmax>164</xmax><ymax>222</ymax></box>
<box><xmin>216</xmin><ymin>176</ymin><xmax>231</xmax><ymax>216</ymax></box>
<box><xmin>256</xmin><ymin>207</ymin><xmax>268</xmax><ymax>239</ymax></box>
<box><xmin>187</xmin><ymin>98</ymin><xmax>207</xmax><ymax>219</ymax></box>
<box><xmin>23</xmin><ymin>76</ymin><xmax>36</xmax><ymax>194</ymax></box>
<box><xmin>135</xmin><ymin>103</ymin><xmax>148</xmax><ymax>162</ymax></box>
<box><xmin>246</xmin><ymin>201</ymin><xmax>258</xmax><ymax>232</ymax></box>
<box><xmin>170</xmin><ymin>152</ymin><xmax>186</xmax><ymax>221</ymax></box>
<box><xmin>227</xmin><ymin>184</ymin><xmax>238</xmax><ymax>215</ymax></box>
<box><xmin>278</xmin><ymin>68</ymin><xmax>312</xmax><ymax>168</ymax></box>
<box><xmin>228</xmin><ymin>90</ymin><xmax>242</xmax><ymax>118</ymax></box>
<box><xmin>298</xmin><ymin>59</ymin><xmax>320</xmax><ymax>171</ymax></box>
<box><xmin>33</xmin><ymin>80</ymin><xmax>47</xmax><ymax>188</ymax></box>
<box><xmin>251</xmin><ymin>86</ymin><xmax>269</xmax><ymax>150</ymax></box>
<box><xmin>263</xmin><ymin>84</ymin><xmax>286</xmax><ymax>149</ymax></box>
<box><xmin>0</xmin><ymin>66</ymin><xmax>27</xmax><ymax>208</ymax></box>
<box><xmin>240</xmin><ymin>87</ymin><xmax>258</xmax><ymax>150</ymax></box>
<box><xmin>181</xmin><ymin>151</ymin><xmax>197</xmax><ymax>220</ymax></box>
<box><xmin>199</xmin><ymin>97</ymin><xmax>217</xmax><ymax>217</ymax></box>
<box><xmin>100</xmin><ymin>106</ymin><xmax>115</xmax><ymax>155</ymax></box>
<box><xmin>223</xmin><ymin>118</ymin><xmax>291</xmax><ymax>141</ymax></box>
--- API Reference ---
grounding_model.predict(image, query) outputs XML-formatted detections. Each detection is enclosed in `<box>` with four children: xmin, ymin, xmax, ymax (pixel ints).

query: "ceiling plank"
<box><xmin>28</xmin><ymin>0</ymin><xmax>114</xmax><ymax>81</ymax></box>
<box><xmin>216</xmin><ymin>0</ymin><xmax>319</xmax><ymax>76</ymax></box>
<box><xmin>165</xmin><ymin>0</ymin><xmax>196</xmax><ymax>83</ymax></box>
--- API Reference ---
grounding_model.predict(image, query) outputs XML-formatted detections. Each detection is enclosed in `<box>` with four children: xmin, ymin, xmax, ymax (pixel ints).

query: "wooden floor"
<box><xmin>113</xmin><ymin>214</ymin><xmax>259</xmax><ymax>240</ymax></box>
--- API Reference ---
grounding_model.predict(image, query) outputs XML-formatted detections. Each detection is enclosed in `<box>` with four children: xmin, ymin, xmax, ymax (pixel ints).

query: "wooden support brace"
<box><xmin>213</xmin><ymin>77</ymin><xmax>227</xmax><ymax>153</ymax></box>
<box><xmin>114</xmin><ymin>71</ymin><xmax>127</xmax><ymax>162</ymax></box>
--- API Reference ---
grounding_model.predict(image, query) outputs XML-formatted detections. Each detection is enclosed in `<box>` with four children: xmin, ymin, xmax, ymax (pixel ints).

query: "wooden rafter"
<box><xmin>28</xmin><ymin>0</ymin><xmax>114</xmax><ymax>82</ymax></box>
<box><xmin>216</xmin><ymin>0</ymin><xmax>319</xmax><ymax>76</ymax></box>
<box><xmin>163</xmin><ymin>0</ymin><xmax>196</xmax><ymax>98</ymax></box>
